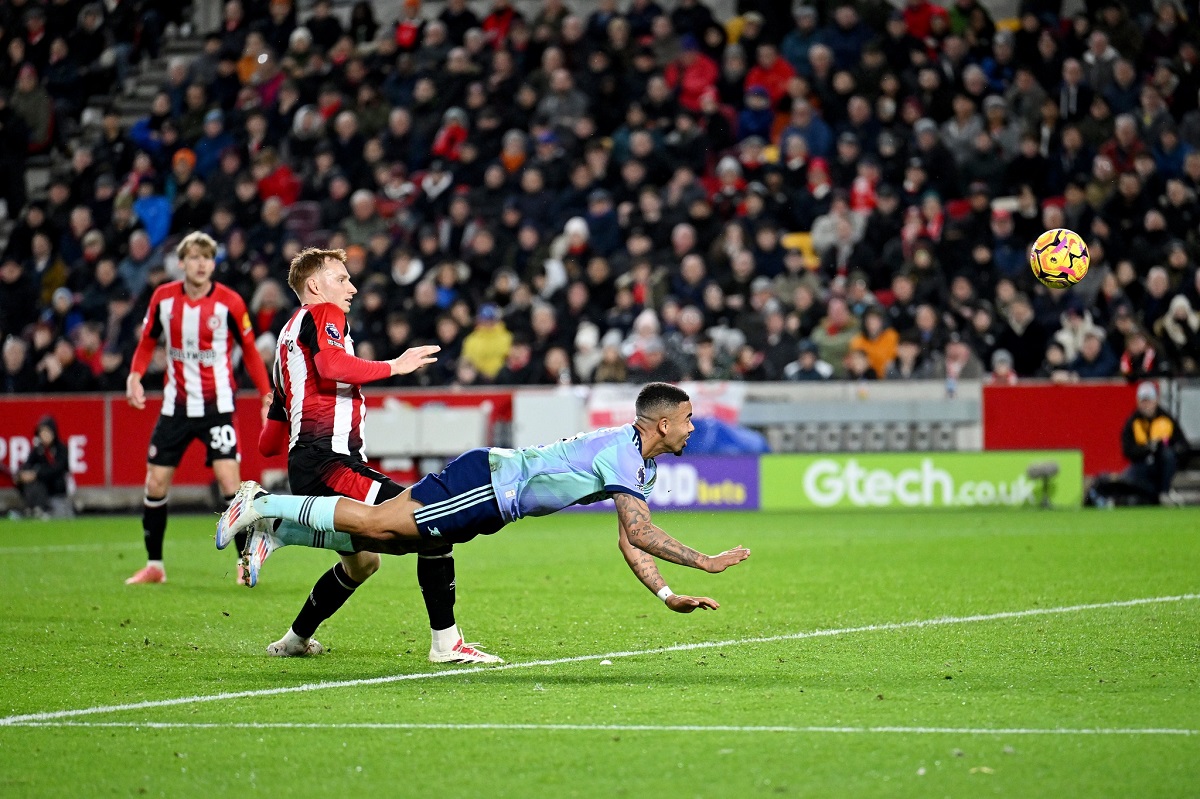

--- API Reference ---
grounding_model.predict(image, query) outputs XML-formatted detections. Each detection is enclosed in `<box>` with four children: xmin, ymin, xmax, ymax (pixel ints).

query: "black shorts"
<box><xmin>148</xmin><ymin>412</ymin><xmax>240</xmax><ymax>468</ymax></box>
<box><xmin>288</xmin><ymin>447</ymin><xmax>409</xmax><ymax>557</ymax></box>
<box><xmin>288</xmin><ymin>446</ymin><xmax>404</xmax><ymax>505</ymax></box>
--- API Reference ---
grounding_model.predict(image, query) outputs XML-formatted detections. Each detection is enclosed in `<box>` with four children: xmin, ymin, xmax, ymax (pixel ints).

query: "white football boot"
<box><xmin>240</xmin><ymin>518</ymin><xmax>281</xmax><ymax>588</ymax></box>
<box><xmin>267</xmin><ymin>632</ymin><xmax>326</xmax><ymax>657</ymax></box>
<box><xmin>429</xmin><ymin>628</ymin><xmax>504</xmax><ymax>664</ymax></box>
<box><xmin>216</xmin><ymin>480</ymin><xmax>267</xmax><ymax>550</ymax></box>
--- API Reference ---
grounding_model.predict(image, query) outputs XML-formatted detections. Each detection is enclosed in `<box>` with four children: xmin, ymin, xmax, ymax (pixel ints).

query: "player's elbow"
<box><xmin>258</xmin><ymin>421</ymin><xmax>287</xmax><ymax>457</ymax></box>
<box><xmin>617</xmin><ymin>532</ymin><xmax>637</xmax><ymax>557</ymax></box>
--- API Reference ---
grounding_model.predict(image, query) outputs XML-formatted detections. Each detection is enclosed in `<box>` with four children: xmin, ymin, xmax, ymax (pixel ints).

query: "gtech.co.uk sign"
<box><xmin>761</xmin><ymin>452</ymin><xmax>1082</xmax><ymax>510</ymax></box>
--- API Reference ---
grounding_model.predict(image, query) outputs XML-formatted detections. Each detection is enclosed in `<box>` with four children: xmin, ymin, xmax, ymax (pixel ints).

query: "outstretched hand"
<box><xmin>389</xmin><ymin>345</ymin><xmax>441</xmax><ymax>376</ymax></box>
<box><xmin>705</xmin><ymin>545</ymin><xmax>751</xmax><ymax>573</ymax></box>
<box><xmin>665</xmin><ymin>594</ymin><xmax>720</xmax><ymax>613</ymax></box>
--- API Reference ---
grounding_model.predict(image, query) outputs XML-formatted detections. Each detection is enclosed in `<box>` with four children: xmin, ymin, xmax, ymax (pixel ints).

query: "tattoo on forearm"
<box><xmin>615</xmin><ymin>494</ymin><xmax>707</xmax><ymax>570</ymax></box>
<box><xmin>622</xmin><ymin>543</ymin><xmax>664</xmax><ymax>591</ymax></box>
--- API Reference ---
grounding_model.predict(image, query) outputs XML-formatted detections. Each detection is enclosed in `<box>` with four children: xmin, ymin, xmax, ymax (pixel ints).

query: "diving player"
<box><xmin>219</xmin><ymin>382</ymin><xmax>750</xmax><ymax>612</ymax></box>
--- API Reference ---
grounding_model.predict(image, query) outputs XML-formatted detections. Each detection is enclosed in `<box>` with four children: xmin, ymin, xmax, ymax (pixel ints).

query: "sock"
<box><xmin>432</xmin><ymin>624</ymin><xmax>461</xmax><ymax>650</ymax></box>
<box><xmin>418</xmin><ymin>552</ymin><xmax>457</xmax><ymax>632</ymax></box>
<box><xmin>254</xmin><ymin>494</ymin><xmax>340</xmax><ymax>532</ymax></box>
<box><xmin>142</xmin><ymin>494</ymin><xmax>168</xmax><ymax>561</ymax></box>
<box><xmin>147</xmin><ymin>559</ymin><xmax>164</xmax><ymax>570</ymax></box>
<box><xmin>291</xmin><ymin>561</ymin><xmax>361</xmax><ymax>639</ymax></box>
<box><xmin>280</xmin><ymin>628</ymin><xmax>307</xmax><ymax>648</ymax></box>
<box><xmin>273</xmin><ymin>519</ymin><xmax>354</xmax><ymax>552</ymax></box>
<box><xmin>223</xmin><ymin>493</ymin><xmax>248</xmax><ymax>554</ymax></box>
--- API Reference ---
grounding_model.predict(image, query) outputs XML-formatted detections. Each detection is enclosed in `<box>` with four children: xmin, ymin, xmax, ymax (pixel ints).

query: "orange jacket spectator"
<box><xmin>850</xmin><ymin>308</ymin><xmax>899</xmax><ymax>378</ymax></box>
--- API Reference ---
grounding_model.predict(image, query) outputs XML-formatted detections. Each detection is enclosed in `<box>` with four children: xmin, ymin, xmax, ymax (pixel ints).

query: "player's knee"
<box><xmin>144</xmin><ymin>471</ymin><xmax>169</xmax><ymax>497</ymax></box>
<box><xmin>342</xmin><ymin>552</ymin><xmax>381</xmax><ymax>581</ymax></box>
<box><xmin>361</xmin><ymin>552</ymin><xmax>381</xmax><ymax>577</ymax></box>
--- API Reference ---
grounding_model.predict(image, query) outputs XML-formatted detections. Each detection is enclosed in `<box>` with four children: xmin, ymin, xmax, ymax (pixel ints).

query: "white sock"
<box><xmin>282</xmin><ymin>628</ymin><xmax>308</xmax><ymax>650</ymax></box>
<box><xmin>431</xmin><ymin>624</ymin><xmax>460</xmax><ymax>651</ymax></box>
<box><xmin>147</xmin><ymin>560</ymin><xmax>164</xmax><ymax>570</ymax></box>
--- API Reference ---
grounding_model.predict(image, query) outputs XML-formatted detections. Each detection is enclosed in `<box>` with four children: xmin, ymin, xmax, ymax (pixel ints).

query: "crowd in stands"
<box><xmin>2</xmin><ymin>0</ymin><xmax>1200</xmax><ymax>395</ymax></box>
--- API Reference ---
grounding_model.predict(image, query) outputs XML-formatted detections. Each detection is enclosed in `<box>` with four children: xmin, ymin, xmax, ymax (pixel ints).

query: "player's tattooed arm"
<box><xmin>616</xmin><ymin>527</ymin><xmax>721</xmax><ymax>612</ymax></box>
<box><xmin>617</xmin><ymin>520</ymin><xmax>668</xmax><ymax>593</ymax></box>
<box><xmin>614</xmin><ymin>493</ymin><xmax>711</xmax><ymax>570</ymax></box>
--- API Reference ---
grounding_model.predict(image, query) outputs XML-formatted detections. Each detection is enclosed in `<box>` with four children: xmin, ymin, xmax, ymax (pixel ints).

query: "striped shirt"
<box><xmin>133</xmin><ymin>281</ymin><xmax>266</xmax><ymax>417</ymax></box>
<box><xmin>270</xmin><ymin>303</ymin><xmax>369</xmax><ymax>458</ymax></box>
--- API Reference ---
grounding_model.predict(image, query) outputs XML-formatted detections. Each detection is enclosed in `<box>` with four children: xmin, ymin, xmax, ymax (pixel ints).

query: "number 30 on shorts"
<box><xmin>209</xmin><ymin>424</ymin><xmax>238</xmax><ymax>454</ymax></box>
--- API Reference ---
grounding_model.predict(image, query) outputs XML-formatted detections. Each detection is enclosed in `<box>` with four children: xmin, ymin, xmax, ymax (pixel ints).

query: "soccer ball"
<box><xmin>1029</xmin><ymin>228</ymin><xmax>1090</xmax><ymax>288</ymax></box>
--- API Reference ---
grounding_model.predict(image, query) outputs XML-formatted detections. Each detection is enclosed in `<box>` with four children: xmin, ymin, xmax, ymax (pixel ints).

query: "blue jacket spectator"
<box><xmin>1069</xmin><ymin>330</ymin><xmax>1119</xmax><ymax>378</ymax></box>
<box><xmin>781</xmin><ymin>6</ymin><xmax>822</xmax><ymax>77</ymax></box>
<box><xmin>193</xmin><ymin>110</ymin><xmax>235</xmax><ymax>179</ymax></box>
<box><xmin>819</xmin><ymin>5</ymin><xmax>874</xmax><ymax>71</ymax></box>
<box><xmin>780</xmin><ymin>101</ymin><xmax>834</xmax><ymax>158</ymax></box>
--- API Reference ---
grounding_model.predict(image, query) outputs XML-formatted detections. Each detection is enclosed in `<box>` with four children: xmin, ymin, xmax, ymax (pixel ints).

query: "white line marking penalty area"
<box><xmin>0</xmin><ymin>593</ymin><xmax>1195</xmax><ymax>727</ymax></box>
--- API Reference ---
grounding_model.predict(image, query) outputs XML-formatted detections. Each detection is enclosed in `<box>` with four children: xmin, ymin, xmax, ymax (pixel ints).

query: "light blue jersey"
<box><xmin>488</xmin><ymin>425</ymin><xmax>657</xmax><ymax>522</ymax></box>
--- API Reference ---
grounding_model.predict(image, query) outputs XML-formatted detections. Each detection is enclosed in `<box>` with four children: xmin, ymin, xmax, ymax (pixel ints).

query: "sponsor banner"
<box><xmin>587</xmin><ymin>381</ymin><xmax>745</xmax><ymax>428</ymax></box>
<box><xmin>761</xmin><ymin>451</ymin><xmax>1083</xmax><ymax>510</ymax></box>
<box><xmin>567</xmin><ymin>456</ymin><xmax>760</xmax><ymax>512</ymax></box>
<box><xmin>0</xmin><ymin>396</ymin><xmax>107</xmax><ymax>487</ymax></box>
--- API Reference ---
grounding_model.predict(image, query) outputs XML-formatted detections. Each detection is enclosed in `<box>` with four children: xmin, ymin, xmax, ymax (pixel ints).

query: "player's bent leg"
<box><xmin>220</xmin><ymin>484</ymin><xmax>424</xmax><ymax>552</ymax></box>
<box><xmin>267</xmin><ymin>552</ymin><xmax>379</xmax><ymax>654</ymax></box>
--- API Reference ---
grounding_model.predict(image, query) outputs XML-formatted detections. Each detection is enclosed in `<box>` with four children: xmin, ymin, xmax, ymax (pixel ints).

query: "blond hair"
<box><xmin>176</xmin><ymin>231</ymin><xmax>217</xmax><ymax>260</ymax></box>
<box><xmin>287</xmin><ymin>247</ymin><xmax>347</xmax><ymax>297</ymax></box>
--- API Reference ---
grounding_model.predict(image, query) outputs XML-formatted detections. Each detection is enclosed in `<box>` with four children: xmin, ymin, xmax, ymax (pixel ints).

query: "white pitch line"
<box><xmin>0</xmin><ymin>593</ymin><xmax>1195</xmax><ymax>727</ymax></box>
<box><xmin>3</xmin><ymin>721</ymin><xmax>1195</xmax><ymax>736</ymax></box>
<box><xmin>0</xmin><ymin>543</ymin><xmax>139</xmax><ymax>555</ymax></box>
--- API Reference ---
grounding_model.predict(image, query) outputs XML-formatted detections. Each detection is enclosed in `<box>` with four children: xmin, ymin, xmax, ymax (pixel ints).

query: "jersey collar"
<box><xmin>631</xmin><ymin>424</ymin><xmax>650</xmax><ymax>464</ymax></box>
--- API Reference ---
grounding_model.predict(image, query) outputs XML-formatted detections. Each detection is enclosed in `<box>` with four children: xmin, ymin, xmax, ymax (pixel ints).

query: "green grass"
<box><xmin>1</xmin><ymin>508</ymin><xmax>1198</xmax><ymax>797</ymax></box>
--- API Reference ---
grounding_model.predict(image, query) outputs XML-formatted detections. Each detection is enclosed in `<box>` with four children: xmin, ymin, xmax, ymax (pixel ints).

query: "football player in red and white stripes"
<box><xmin>251</xmin><ymin>247</ymin><xmax>499</xmax><ymax>663</ymax></box>
<box><xmin>123</xmin><ymin>232</ymin><xmax>272</xmax><ymax>585</ymax></box>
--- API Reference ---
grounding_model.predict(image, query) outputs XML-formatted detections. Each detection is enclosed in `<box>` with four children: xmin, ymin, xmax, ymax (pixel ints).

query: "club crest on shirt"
<box><xmin>324</xmin><ymin>322</ymin><xmax>342</xmax><ymax>342</ymax></box>
<box><xmin>207</xmin><ymin>315</ymin><xmax>221</xmax><ymax>330</ymax></box>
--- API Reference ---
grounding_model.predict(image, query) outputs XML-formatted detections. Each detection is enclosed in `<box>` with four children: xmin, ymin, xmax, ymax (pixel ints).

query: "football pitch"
<box><xmin>1</xmin><ymin>509</ymin><xmax>1197</xmax><ymax>797</ymax></box>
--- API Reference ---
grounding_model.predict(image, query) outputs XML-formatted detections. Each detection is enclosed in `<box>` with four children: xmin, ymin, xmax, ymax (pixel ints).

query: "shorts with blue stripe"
<box><xmin>410</xmin><ymin>449</ymin><xmax>506</xmax><ymax>544</ymax></box>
